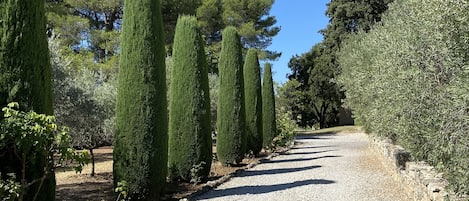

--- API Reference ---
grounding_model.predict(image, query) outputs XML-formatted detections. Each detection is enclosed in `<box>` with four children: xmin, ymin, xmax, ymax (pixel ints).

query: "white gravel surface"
<box><xmin>193</xmin><ymin>132</ymin><xmax>410</xmax><ymax>201</ymax></box>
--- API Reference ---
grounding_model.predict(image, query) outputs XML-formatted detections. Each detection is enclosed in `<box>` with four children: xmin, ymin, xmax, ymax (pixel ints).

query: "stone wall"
<box><xmin>369</xmin><ymin>136</ymin><xmax>467</xmax><ymax>201</ymax></box>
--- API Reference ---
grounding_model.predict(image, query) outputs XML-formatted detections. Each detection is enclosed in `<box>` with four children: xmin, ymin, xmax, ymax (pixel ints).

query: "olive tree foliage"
<box><xmin>338</xmin><ymin>0</ymin><xmax>469</xmax><ymax>195</ymax></box>
<box><xmin>49</xmin><ymin>38</ymin><xmax>116</xmax><ymax>177</ymax></box>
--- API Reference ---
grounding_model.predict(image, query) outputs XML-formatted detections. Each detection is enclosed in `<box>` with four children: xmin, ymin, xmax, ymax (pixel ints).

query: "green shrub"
<box><xmin>338</xmin><ymin>0</ymin><xmax>469</xmax><ymax>195</ymax></box>
<box><xmin>243</xmin><ymin>49</ymin><xmax>263</xmax><ymax>155</ymax></box>
<box><xmin>262</xmin><ymin>63</ymin><xmax>277</xmax><ymax>148</ymax></box>
<box><xmin>113</xmin><ymin>0</ymin><xmax>168</xmax><ymax>199</ymax></box>
<box><xmin>168</xmin><ymin>15</ymin><xmax>212</xmax><ymax>182</ymax></box>
<box><xmin>216</xmin><ymin>26</ymin><xmax>246</xmax><ymax>165</ymax></box>
<box><xmin>0</xmin><ymin>103</ymin><xmax>88</xmax><ymax>201</ymax></box>
<box><xmin>273</xmin><ymin>107</ymin><xmax>297</xmax><ymax>148</ymax></box>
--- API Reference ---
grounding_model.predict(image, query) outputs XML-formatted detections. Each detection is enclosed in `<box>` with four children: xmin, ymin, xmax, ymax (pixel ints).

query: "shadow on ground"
<box><xmin>237</xmin><ymin>165</ymin><xmax>321</xmax><ymax>177</ymax></box>
<box><xmin>196</xmin><ymin>179</ymin><xmax>335</xmax><ymax>199</ymax></box>
<box><xmin>56</xmin><ymin>173</ymin><xmax>114</xmax><ymax>200</ymax></box>
<box><xmin>262</xmin><ymin>155</ymin><xmax>342</xmax><ymax>164</ymax></box>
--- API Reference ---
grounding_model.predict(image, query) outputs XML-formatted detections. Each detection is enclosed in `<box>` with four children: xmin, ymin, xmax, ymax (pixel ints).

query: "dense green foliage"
<box><xmin>338</xmin><ymin>0</ymin><xmax>469</xmax><ymax>195</ymax></box>
<box><xmin>50</xmin><ymin>38</ymin><xmax>116</xmax><ymax>176</ymax></box>
<box><xmin>168</xmin><ymin>16</ymin><xmax>212</xmax><ymax>182</ymax></box>
<box><xmin>262</xmin><ymin>63</ymin><xmax>277</xmax><ymax>148</ymax></box>
<box><xmin>113</xmin><ymin>0</ymin><xmax>168</xmax><ymax>199</ymax></box>
<box><xmin>285</xmin><ymin>0</ymin><xmax>393</xmax><ymax>128</ymax></box>
<box><xmin>243</xmin><ymin>49</ymin><xmax>263</xmax><ymax>155</ymax></box>
<box><xmin>0</xmin><ymin>0</ymin><xmax>55</xmax><ymax>200</ymax></box>
<box><xmin>216</xmin><ymin>26</ymin><xmax>246</xmax><ymax>165</ymax></box>
<box><xmin>0</xmin><ymin>103</ymin><xmax>89</xmax><ymax>201</ymax></box>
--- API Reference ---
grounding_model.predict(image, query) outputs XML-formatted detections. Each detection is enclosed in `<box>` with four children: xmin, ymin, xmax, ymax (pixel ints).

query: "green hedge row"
<box><xmin>338</xmin><ymin>0</ymin><xmax>469</xmax><ymax>195</ymax></box>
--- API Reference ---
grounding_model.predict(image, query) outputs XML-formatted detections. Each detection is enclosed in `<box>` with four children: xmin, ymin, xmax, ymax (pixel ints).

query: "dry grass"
<box><xmin>55</xmin><ymin>146</ymin><xmax>266</xmax><ymax>201</ymax></box>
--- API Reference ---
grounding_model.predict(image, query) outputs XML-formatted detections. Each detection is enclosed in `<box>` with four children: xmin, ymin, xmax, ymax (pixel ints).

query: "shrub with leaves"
<box><xmin>338</xmin><ymin>0</ymin><xmax>469</xmax><ymax>195</ymax></box>
<box><xmin>0</xmin><ymin>103</ymin><xmax>89</xmax><ymax>201</ymax></box>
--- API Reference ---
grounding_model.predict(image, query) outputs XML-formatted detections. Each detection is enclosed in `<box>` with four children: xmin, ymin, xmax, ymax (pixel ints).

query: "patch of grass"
<box><xmin>295</xmin><ymin>126</ymin><xmax>362</xmax><ymax>135</ymax></box>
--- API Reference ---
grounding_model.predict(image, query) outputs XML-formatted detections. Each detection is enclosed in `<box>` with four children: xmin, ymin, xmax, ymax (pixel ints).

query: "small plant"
<box><xmin>190</xmin><ymin>162</ymin><xmax>207</xmax><ymax>185</ymax></box>
<box><xmin>115</xmin><ymin>181</ymin><xmax>129</xmax><ymax>201</ymax></box>
<box><xmin>272</xmin><ymin>108</ymin><xmax>298</xmax><ymax>148</ymax></box>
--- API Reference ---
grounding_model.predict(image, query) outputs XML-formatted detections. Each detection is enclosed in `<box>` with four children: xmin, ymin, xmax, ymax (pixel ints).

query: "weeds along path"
<box><xmin>193</xmin><ymin>132</ymin><xmax>409</xmax><ymax>201</ymax></box>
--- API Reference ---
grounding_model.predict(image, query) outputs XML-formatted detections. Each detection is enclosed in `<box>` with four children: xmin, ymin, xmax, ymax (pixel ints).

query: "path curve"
<box><xmin>193</xmin><ymin>132</ymin><xmax>409</xmax><ymax>201</ymax></box>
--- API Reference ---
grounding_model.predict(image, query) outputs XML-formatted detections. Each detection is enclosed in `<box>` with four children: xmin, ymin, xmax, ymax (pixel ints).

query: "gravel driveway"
<box><xmin>193</xmin><ymin>132</ymin><xmax>409</xmax><ymax>201</ymax></box>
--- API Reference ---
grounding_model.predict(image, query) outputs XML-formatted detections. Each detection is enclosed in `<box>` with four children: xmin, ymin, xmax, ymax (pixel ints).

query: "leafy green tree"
<box><xmin>50</xmin><ymin>38</ymin><xmax>116</xmax><ymax>177</ymax></box>
<box><xmin>113</xmin><ymin>0</ymin><xmax>168</xmax><ymax>199</ymax></box>
<box><xmin>168</xmin><ymin>16</ymin><xmax>212</xmax><ymax>182</ymax></box>
<box><xmin>243</xmin><ymin>49</ymin><xmax>263</xmax><ymax>155</ymax></box>
<box><xmin>0</xmin><ymin>0</ymin><xmax>54</xmax><ymax>200</ymax></box>
<box><xmin>216</xmin><ymin>26</ymin><xmax>246</xmax><ymax>165</ymax></box>
<box><xmin>262</xmin><ymin>63</ymin><xmax>276</xmax><ymax>148</ymax></box>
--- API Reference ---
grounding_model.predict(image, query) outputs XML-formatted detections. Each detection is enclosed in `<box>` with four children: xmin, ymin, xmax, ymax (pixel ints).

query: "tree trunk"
<box><xmin>89</xmin><ymin>149</ymin><xmax>95</xmax><ymax>177</ymax></box>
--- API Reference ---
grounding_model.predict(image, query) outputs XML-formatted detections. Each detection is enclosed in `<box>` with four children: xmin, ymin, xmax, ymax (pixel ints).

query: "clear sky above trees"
<box><xmin>269</xmin><ymin>0</ymin><xmax>329</xmax><ymax>84</ymax></box>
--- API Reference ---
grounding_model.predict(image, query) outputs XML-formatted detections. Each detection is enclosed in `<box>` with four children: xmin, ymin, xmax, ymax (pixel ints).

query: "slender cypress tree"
<box><xmin>168</xmin><ymin>15</ymin><xmax>212</xmax><ymax>182</ymax></box>
<box><xmin>216</xmin><ymin>26</ymin><xmax>246</xmax><ymax>165</ymax></box>
<box><xmin>0</xmin><ymin>0</ymin><xmax>55</xmax><ymax>200</ymax></box>
<box><xmin>113</xmin><ymin>0</ymin><xmax>168</xmax><ymax>199</ymax></box>
<box><xmin>243</xmin><ymin>49</ymin><xmax>263</xmax><ymax>155</ymax></box>
<box><xmin>262</xmin><ymin>63</ymin><xmax>277</xmax><ymax>148</ymax></box>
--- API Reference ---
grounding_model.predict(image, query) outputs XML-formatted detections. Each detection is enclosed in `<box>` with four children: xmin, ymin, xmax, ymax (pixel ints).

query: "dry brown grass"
<box><xmin>55</xmin><ymin>146</ymin><xmax>265</xmax><ymax>201</ymax></box>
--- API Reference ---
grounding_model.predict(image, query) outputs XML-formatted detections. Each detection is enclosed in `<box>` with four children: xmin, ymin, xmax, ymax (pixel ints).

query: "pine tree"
<box><xmin>262</xmin><ymin>63</ymin><xmax>277</xmax><ymax>148</ymax></box>
<box><xmin>216</xmin><ymin>26</ymin><xmax>246</xmax><ymax>165</ymax></box>
<box><xmin>243</xmin><ymin>49</ymin><xmax>263</xmax><ymax>155</ymax></box>
<box><xmin>113</xmin><ymin>0</ymin><xmax>168</xmax><ymax>199</ymax></box>
<box><xmin>0</xmin><ymin>0</ymin><xmax>55</xmax><ymax>200</ymax></box>
<box><xmin>168</xmin><ymin>15</ymin><xmax>212</xmax><ymax>182</ymax></box>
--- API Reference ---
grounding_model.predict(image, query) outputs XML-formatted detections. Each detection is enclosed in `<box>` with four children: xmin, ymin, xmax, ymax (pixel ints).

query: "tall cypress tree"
<box><xmin>0</xmin><ymin>0</ymin><xmax>55</xmax><ymax>200</ymax></box>
<box><xmin>113</xmin><ymin>0</ymin><xmax>168</xmax><ymax>199</ymax></box>
<box><xmin>168</xmin><ymin>15</ymin><xmax>212</xmax><ymax>182</ymax></box>
<box><xmin>216</xmin><ymin>26</ymin><xmax>246</xmax><ymax>165</ymax></box>
<box><xmin>262</xmin><ymin>63</ymin><xmax>277</xmax><ymax>148</ymax></box>
<box><xmin>243</xmin><ymin>49</ymin><xmax>263</xmax><ymax>155</ymax></box>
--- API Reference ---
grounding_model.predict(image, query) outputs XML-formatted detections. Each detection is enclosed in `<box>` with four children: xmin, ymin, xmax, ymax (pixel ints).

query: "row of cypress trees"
<box><xmin>114</xmin><ymin>2</ymin><xmax>277</xmax><ymax>198</ymax></box>
<box><xmin>0</xmin><ymin>0</ymin><xmax>277</xmax><ymax>199</ymax></box>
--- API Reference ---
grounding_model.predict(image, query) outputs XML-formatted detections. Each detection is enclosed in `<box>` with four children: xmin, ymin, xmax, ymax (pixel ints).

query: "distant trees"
<box><xmin>338</xmin><ymin>0</ymin><xmax>469</xmax><ymax>195</ymax></box>
<box><xmin>216</xmin><ymin>26</ymin><xmax>246</xmax><ymax>165</ymax></box>
<box><xmin>262</xmin><ymin>63</ymin><xmax>277</xmax><ymax>148</ymax></box>
<box><xmin>168</xmin><ymin>16</ymin><xmax>212</xmax><ymax>182</ymax></box>
<box><xmin>113</xmin><ymin>0</ymin><xmax>168</xmax><ymax>199</ymax></box>
<box><xmin>0</xmin><ymin>0</ymin><xmax>55</xmax><ymax>200</ymax></box>
<box><xmin>284</xmin><ymin>0</ymin><xmax>393</xmax><ymax>129</ymax></box>
<box><xmin>243</xmin><ymin>49</ymin><xmax>263</xmax><ymax>155</ymax></box>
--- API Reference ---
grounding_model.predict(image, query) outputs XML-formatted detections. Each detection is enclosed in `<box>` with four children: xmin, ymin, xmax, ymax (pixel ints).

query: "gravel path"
<box><xmin>193</xmin><ymin>132</ymin><xmax>410</xmax><ymax>201</ymax></box>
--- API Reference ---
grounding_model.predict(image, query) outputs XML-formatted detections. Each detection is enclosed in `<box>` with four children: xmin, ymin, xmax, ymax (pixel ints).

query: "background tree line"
<box><xmin>278</xmin><ymin>0</ymin><xmax>393</xmax><ymax>129</ymax></box>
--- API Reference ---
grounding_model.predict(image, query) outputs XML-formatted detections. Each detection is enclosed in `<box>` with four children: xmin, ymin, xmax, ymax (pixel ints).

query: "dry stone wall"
<box><xmin>369</xmin><ymin>136</ymin><xmax>468</xmax><ymax>201</ymax></box>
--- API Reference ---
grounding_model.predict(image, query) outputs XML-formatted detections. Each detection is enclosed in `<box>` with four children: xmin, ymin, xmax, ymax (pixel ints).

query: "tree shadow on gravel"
<box><xmin>296</xmin><ymin>133</ymin><xmax>336</xmax><ymax>140</ymax></box>
<box><xmin>280</xmin><ymin>150</ymin><xmax>336</xmax><ymax>155</ymax></box>
<box><xmin>290</xmin><ymin>145</ymin><xmax>335</xmax><ymax>150</ymax></box>
<box><xmin>237</xmin><ymin>165</ymin><xmax>321</xmax><ymax>177</ymax></box>
<box><xmin>262</xmin><ymin>155</ymin><xmax>342</xmax><ymax>164</ymax></box>
<box><xmin>196</xmin><ymin>179</ymin><xmax>335</xmax><ymax>199</ymax></box>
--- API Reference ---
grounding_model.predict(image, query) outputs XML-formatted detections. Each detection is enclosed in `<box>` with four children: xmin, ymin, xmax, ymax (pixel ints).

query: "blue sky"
<box><xmin>267</xmin><ymin>0</ymin><xmax>330</xmax><ymax>84</ymax></box>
